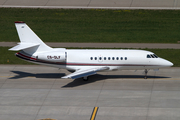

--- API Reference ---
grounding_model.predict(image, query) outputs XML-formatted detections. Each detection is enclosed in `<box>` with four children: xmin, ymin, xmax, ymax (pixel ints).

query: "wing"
<box><xmin>62</xmin><ymin>66</ymin><xmax>109</xmax><ymax>79</ymax></box>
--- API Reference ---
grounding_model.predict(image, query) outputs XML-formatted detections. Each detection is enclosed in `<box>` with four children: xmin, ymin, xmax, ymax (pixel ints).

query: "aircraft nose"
<box><xmin>160</xmin><ymin>59</ymin><xmax>173</xmax><ymax>67</ymax></box>
<box><xmin>169</xmin><ymin>61</ymin><xmax>174</xmax><ymax>66</ymax></box>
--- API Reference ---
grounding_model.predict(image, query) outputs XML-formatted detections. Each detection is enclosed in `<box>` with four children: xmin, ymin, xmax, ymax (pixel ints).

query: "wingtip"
<box><xmin>15</xmin><ymin>21</ymin><xmax>25</xmax><ymax>23</ymax></box>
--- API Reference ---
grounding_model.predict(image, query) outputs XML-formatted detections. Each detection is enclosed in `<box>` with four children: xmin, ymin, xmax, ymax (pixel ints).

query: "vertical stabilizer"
<box><xmin>9</xmin><ymin>21</ymin><xmax>53</xmax><ymax>54</ymax></box>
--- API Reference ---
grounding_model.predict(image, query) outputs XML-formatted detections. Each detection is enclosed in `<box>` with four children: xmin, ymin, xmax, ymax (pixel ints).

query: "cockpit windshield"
<box><xmin>153</xmin><ymin>54</ymin><xmax>158</xmax><ymax>58</ymax></box>
<box><xmin>147</xmin><ymin>55</ymin><xmax>151</xmax><ymax>58</ymax></box>
<box><xmin>147</xmin><ymin>54</ymin><xmax>158</xmax><ymax>58</ymax></box>
<box><xmin>150</xmin><ymin>54</ymin><xmax>155</xmax><ymax>58</ymax></box>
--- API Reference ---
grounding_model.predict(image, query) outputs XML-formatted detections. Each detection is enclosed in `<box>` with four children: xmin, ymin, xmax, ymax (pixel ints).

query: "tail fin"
<box><xmin>9</xmin><ymin>21</ymin><xmax>53</xmax><ymax>54</ymax></box>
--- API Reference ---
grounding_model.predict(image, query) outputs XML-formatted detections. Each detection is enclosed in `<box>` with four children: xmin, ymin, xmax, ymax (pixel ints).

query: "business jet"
<box><xmin>9</xmin><ymin>21</ymin><xmax>173</xmax><ymax>80</ymax></box>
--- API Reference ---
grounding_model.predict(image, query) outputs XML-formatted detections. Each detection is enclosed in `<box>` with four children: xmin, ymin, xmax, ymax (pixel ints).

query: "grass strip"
<box><xmin>1</xmin><ymin>47</ymin><xmax>179</xmax><ymax>67</ymax></box>
<box><xmin>1</xmin><ymin>8</ymin><xmax>180</xmax><ymax>43</ymax></box>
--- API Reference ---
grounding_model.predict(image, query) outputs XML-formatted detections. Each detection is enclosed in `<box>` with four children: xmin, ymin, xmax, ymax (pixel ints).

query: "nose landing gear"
<box><xmin>144</xmin><ymin>69</ymin><xmax>148</xmax><ymax>79</ymax></box>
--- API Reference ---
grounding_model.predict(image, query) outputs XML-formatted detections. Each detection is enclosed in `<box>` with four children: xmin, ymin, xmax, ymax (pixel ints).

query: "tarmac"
<box><xmin>0</xmin><ymin>65</ymin><xmax>180</xmax><ymax>120</ymax></box>
<box><xmin>1</xmin><ymin>0</ymin><xmax>180</xmax><ymax>9</ymax></box>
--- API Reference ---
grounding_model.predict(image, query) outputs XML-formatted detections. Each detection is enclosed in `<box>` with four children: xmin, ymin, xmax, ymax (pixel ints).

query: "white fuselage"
<box><xmin>24</xmin><ymin>49</ymin><xmax>173</xmax><ymax>71</ymax></box>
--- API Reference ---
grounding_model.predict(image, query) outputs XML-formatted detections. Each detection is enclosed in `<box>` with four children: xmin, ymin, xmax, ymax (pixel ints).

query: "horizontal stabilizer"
<box><xmin>62</xmin><ymin>66</ymin><xmax>109</xmax><ymax>79</ymax></box>
<box><xmin>9</xmin><ymin>43</ymin><xmax>40</xmax><ymax>51</ymax></box>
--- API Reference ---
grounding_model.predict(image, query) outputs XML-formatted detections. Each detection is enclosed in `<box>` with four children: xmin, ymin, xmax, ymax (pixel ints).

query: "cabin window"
<box><xmin>104</xmin><ymin>57</ymin><xmax>106</xmax><ymax>60</ymax></box>
<box><xmin>121</xmin><ymin>57</ymin><xmax>123</xmax><ymax>60</ymax></box>
<box><xmin>147</xmin><ymin>55</ymin><xmax>151</xmax><ymax>58</ymax></box>
<box><xmin>108</xmin><ymin>57</ymin><xmax>111</xmax><ymax>60</ymax></box>
<box><xmin>90</xmin><ymin>57</ymin><xmax>93</xmax><ymax>60</ymax></box>
<box><xmin>99</xmin><ymin>57</ymin><xmax>102</xmax><ymax>60</ymax></box>
<box><xmin>125</xmin><ymin>57</ymin><xmax>127</xmax><ymax>60</ymax></box>
<box><xmin>112</xmin><ymin>57</ymin><xmax>115</xmax><ymax>60</ymax></box>
<box><xmin>116</xmin><ymin>57</ymin><xmax>119</xmax><ymax>60</ymax></box>
<box><xmin>95</xmin><ymin>57</ymin><xmax>97</xmax><ymax>60</ymax></box>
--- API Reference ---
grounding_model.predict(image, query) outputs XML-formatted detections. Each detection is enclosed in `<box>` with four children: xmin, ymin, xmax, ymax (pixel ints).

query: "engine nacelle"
<box><xmin>37</xmin><ymin>51</ymin><xmax>66</xmax><ymax>62</ymax></box>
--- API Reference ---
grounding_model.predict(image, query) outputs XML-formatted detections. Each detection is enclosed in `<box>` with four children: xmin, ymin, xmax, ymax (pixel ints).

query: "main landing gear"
<box><xmin>144</xmin><ymin>69</ymin><xmax>148</xmax><ymax>79</ymax></box>
<box><xmin>83</xmin><ymin>76</ymin><xmax>89</xmax><ymax>81</ymax></box>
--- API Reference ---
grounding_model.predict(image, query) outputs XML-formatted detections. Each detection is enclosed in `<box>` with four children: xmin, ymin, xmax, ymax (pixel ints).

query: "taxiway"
<box><xmin>0</xmin><ymin>0</ymin><xmax>180</xmax><ymax>9</ymax></box>
<box><xmin>1</xmin><ymin>42</ymin><xmax>180</xmax><ymax>49</ymax></box>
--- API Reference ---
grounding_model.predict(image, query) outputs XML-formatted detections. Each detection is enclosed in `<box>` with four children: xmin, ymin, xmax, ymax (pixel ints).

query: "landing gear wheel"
<box><xmin>83</xmin><ymin>76</ymin><xmax>89</xmax><ymax>81</ymax></box>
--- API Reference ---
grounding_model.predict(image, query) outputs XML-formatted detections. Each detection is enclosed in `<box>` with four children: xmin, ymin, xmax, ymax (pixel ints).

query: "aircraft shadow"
<box><xmin>62</xmin><ymin>74</ymin><xmax>170</xmax><ymax>88</ymax></box>
<box><xmin>9</xmin><ymin>71</ymin><xmax>65</xmax><ymax>79</ymax></box>
<box><xmin>9</xmin><ymin>71</ymin><xmax>170</xmax><ymax>87</ymax></box>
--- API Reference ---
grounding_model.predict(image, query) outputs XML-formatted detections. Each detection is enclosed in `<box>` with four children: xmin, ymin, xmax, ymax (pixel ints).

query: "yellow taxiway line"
<box><xmin>90</xmin><ymin>107</ymin><xmax>99</xmax><ymax>120</ymax></box>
